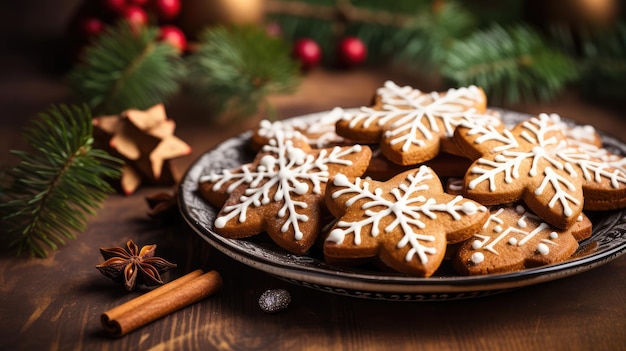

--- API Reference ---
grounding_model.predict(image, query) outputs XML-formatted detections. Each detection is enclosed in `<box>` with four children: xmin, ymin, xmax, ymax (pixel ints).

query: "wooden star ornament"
<box><xmin>93</xmin><ymin>104</ymin><xmax>192</xmax><ymax>195</ymax></box>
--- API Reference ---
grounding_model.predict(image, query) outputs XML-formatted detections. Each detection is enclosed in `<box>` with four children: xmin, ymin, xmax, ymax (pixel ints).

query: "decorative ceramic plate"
<box><xmin>178</xmin><ymin>109</ymin><xmax>626</xmax><ymax>301</ymax></box>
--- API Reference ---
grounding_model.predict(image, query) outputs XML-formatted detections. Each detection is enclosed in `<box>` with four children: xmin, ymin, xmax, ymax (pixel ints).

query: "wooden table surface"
<box><xmin>1</xmin><ymin>30</ymin><xmax>626</xmax><ymax>350</ymax></box>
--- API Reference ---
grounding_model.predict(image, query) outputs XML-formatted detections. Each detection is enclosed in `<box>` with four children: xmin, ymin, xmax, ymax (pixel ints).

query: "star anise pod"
<box><xmin>96</xmin><ymin>239</ymin><xmax>177</xmax><ymax>291</ymax></box>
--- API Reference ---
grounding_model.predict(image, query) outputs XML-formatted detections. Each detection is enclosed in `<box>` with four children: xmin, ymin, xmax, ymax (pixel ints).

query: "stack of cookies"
<box><xmin>198</xmin><ymin>81</ymin><xmax>626</xmax><ymax>277</ymax></box>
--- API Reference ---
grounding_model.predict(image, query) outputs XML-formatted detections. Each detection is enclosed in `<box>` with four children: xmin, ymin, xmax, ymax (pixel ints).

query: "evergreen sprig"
<box><xmin>0</xmin><ymin>105</ymin><xmax>123</xmax><ymax>257</ymax></box>
<box><xmin>441</xmin><ymin>24</ymin><xmax>579</xmax><ymax>103</ymax></box>
<box><xmin>393</xmin><ymin>1</ymin><xmax>476</xmax><ymax>69</ymax></box>
<box><xmin>67</xmin><ymin>22</ymin><xmax>186</xmax><ymax>115</ymax></box>
<box><xmin>186</xmin><ymin>26</ymin><xmax>300</xmax><ymax>121</ymax></box>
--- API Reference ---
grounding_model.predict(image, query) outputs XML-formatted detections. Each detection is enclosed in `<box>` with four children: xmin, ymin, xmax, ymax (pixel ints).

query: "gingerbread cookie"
<box><xmin>550</xmin><ymin>113</ymin><xmax>626</xmax><ymax>210</ymax></box>
<box><xmin>453</xmin><ymin>204</ymin><xmax>592</xmax><ymax>275</ymax></box>
<box><xmin>335</xmin><ymin>81</ymin><xmax>492</xmax><ymax>165</ymax></box>
<box><xmin>324</xmin><ymin>166</ymin><xmax>489</xmax><ymax>277</ymax></box>
<box><xmin>550</xmin><ymin>113</ymin><xmax>603</xmax><ymax>149</ymax></box>
<box><xmin>251</xmin><ymin>107</ymin><xmax>347</xmax><ymax>151</ymax></box>
<box><xmin>454</xmin><ymin>113</ymin><xmax>591</xmax><ymax>229</ymax></box>
<box><xmin>199</xmin><ymin>130</ymin><xmax>372</xmax><ymax>254</ymax></box>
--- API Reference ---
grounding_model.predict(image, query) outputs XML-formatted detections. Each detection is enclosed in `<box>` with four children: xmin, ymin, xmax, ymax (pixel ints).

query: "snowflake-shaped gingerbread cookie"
<box><xmin>453</xmin><ymin>205</ymin><xmax>592</xmax><ymax>275</ymax></box>
<box><xmin>335</xmin><ymin>80</ymin><xmax>493</xmax><ymax>165</ymax></box>
<box><xmin>550</xmin><ymin>113</ymin><xmax>626</xmax><ymax>210</ymax></box>
<box><xmin>198</xmin><ymin>131</ymin><xmax>372</xmax><ymax>254</ymax></box>
<box><xmin>455</xmin><ymin>113</ymin><xmax>626</xmax><ymax>227</ymax></box>
<box><xmin>324</xmin><ymin>166</ymin><xmax>489</xmax><ymax>277</ymax></box>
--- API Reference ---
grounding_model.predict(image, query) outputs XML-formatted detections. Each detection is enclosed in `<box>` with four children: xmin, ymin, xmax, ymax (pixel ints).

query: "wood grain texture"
<box><xmin>0</xmin><ymin>27</ymin><xmax>625</xmax><ymax>349</ymax></box>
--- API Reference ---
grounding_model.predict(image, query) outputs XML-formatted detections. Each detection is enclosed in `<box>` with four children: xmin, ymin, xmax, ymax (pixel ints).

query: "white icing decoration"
<box><xmin>257</xmin><ymin>119</ymin><xmax>302</xmax><ymax>141</ymax></box>
<box><xmin>517</xmin><ymin>216</ymin><xmax>527</xmax><ymax>228</ymax></box>
<box><xmin>471</xmin><ymin>252</ymin><xmax>484</xmax><ymax>264</ymax></box>
<box><xmin>536</xmin><ymin>243</ymin><xmax>550</xmax><ymax>255</ymax></box>
<box><xmin>303</xmin><ymin>107</ymin><xmax>346</xmax><ymax>147</ymax></box>
<box><xmin>447</xmin><ymin>178</ymin><xmax>464</xmax><ymax>193</ymax></box>
<box><xmin>472</xmin><ymin>239</ymin><xmax>483</xmax><ymax>249</ymax></box>
<box><xmin>556</xmin><ymin>145</ymin><xmax>626</xmax><ymax>189</ymax></box>
<box><xmin>549</xmin><ymin>113</ymin><xmax>626</xmax><ymax>189</ymax></box>
<box><xmin>471</xmin><ymin>207</ymin><xmax>555</xmax><ymax>256</ymax></box>
<box><xmin>550</xmin><ymin>232</ymin><xmax>558</xmax><ymax>239</ymax></box>
<box><xmin>341</xmin><ymin>81</ymin><xmax>490</xmax><ymax>152</ymax></box>
<box><xmin>200</xmin><ymin>130</ymin><xmax>361</xmax><ymax>240</ymax></box>
<box><xmin>466</xmin><ymin>114</ymin><xmax>584</xmax><ymax>217</ymax></box>
<box><xmin>257</xmin><ymin>108</ymin><xmax>346</xmax><ymax>148</ymax></box>
<box><xmin>327</xmin><ymin>166</ymin><xmax>486</xmax><ymax>265</ymax></box>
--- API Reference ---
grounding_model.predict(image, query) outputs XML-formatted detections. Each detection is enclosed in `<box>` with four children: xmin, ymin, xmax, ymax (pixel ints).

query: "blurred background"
<box><xmin>1</xmin><ymin>0</ymin><xmax>624</xmax><ymax>110</ymax></box>
<box><xmin>1</xmin><ymin>0</ymin><xmax>625</xmax><ymax>159</ymax></box>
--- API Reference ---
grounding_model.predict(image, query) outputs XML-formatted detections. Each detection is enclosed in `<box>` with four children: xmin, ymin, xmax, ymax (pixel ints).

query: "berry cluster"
<box><xmin>291</xmin><ymin>36</ymin><xmax>367</xmax><ymax>70</ymax></box>
<box><xmin>72</xmin><ymin>0</ymin><xmax>186</xmax><ymax>53</ymax></box>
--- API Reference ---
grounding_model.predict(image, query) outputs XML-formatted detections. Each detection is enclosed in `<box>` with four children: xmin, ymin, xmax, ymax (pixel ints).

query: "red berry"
<box><xmin>81</xmin><ymin>17</ymin><xmax>105</xmax><ymax>37</ymax></box>
<box><xmin>153</xmin><ymin>0</ymin><xmax>181</xmax><ymax>21</ymax></box>
<box><xmin>102</xmin><ymin>0</ymin><xmax>127</xmax><ymax>13</ymax></box>
<box><xmin>122</xmin><ymin>5</ymin><xmax>148</xmax><ymax>27</ymax></box>
<box><xmin>292</xmin><ymin>38</ymin><xmax>322</xmax><ymax>70</ymax></box>
<box><xmin>159</xmin><ymin>25</ymin><xmax>187</xmax><ymax>52</ymax></box>
<box><xmin>338</xmin><ymin>36</ymin><xmax>367</xmax><ymax>67</ymax></box>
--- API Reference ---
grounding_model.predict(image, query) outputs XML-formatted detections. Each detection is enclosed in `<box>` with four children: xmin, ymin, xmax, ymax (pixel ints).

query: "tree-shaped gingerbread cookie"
<box><xmin>199</xmin><ymin>130</ymin><xmax>372</xmax><ymax>254</ymax></box>
<box><xmin>324</xmin><ymin>166</ymin><xmax>489</xmax><ymax>277</ymax></box>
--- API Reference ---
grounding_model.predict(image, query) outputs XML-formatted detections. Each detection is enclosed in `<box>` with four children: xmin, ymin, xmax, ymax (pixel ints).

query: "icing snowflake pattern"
<box><xmin>457</xmin><ymin>113</ymin><xmax>588</xmax><ymax>229</ymax></box>
<box><xmin>548</xmin><ymin>113</ymin><xmax>626</xmax><ymax>210</ymax></box>
<box><xmin>206</xmin><ymin>131</ymin><xmax>361</xmax><ymax>238</ymax></box>
<box><xmin>256</xmin><ymin>107</ymin><xmax>346</xmax><ymax>148</ymax></box>
<box><xmin>453</xmin><ymin>205</ymin><xmax>588</xmax><ymax>275</ymax></box>
<box><xmin>460</xmin><ymin>113</ymin><xmax>626</xmax><ymax>216</ymax></box>
<box><xmin>325</xmin><ymin>166</ymin><xmax>487</xmax><ymax>276</ymax></box>
<box><xmin>199</xmin><ymin>130</ymin><xmax>370</xmax><ymax>254</ymax></box>
<box><xmin>337</xmin><ymin>80</ymin><xmax>489</xmax><ymax>164</ymax></box>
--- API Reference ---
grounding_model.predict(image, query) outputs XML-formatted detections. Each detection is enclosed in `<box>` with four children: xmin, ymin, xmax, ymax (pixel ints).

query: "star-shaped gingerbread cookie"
<box><xmin>324</xmin><ymin>166</ymin><xmax>489</xmax><ymax>277</ymax></box>
<box><xmin>198</xmin><ymin>130</ymin><xmax>372</xmax><ymax>254</ymax></box>
<box><xmin>335</xmin><ymin>81</ymin><xmax>493</xmax><ymax>165</ymax></box>
<box><xmin>453</xmin><ymin>204</ymin><xmax>592</xmax><ymax>275</ymax></box>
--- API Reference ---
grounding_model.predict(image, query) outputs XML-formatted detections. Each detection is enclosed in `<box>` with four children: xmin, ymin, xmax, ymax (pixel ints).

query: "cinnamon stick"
<box><xmin>101</xmin><ymin>269</ymin><xmax>222</xmax><ymax>337</ymax></box>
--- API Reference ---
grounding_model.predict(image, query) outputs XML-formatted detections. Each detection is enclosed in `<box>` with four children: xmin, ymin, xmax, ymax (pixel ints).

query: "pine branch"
<box><xmin>186</xmin><ymin>26</ymin><xmax>300</xmax><ymax>121</ymax></box>
<box><xmin>441</xmin><ymin>24</ymin><xmax>579</xmax><ymax>104</ymax></box>
<box><xmin>67</xmin><ymin>22</ymin><xmax>186</xmax><ymax>116</ymax></box>
<box><xmin>0</xmin><ymin>105</ymin><xmax>123</xmax><ymax>257</ymax></box>
<box><xmin>265</xmin><ymin>0</ymin><xmax>417</xmax><ymax>27</ymax></box>
<box><xmin>393</xmin><ymin>1</ymin><xmax>477</xmax><ymax>69</ymax></box>
<box><xmin>267</xmin><ymin>0</ymin><xmax>431</xmax><ymax>64</ymax></box>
